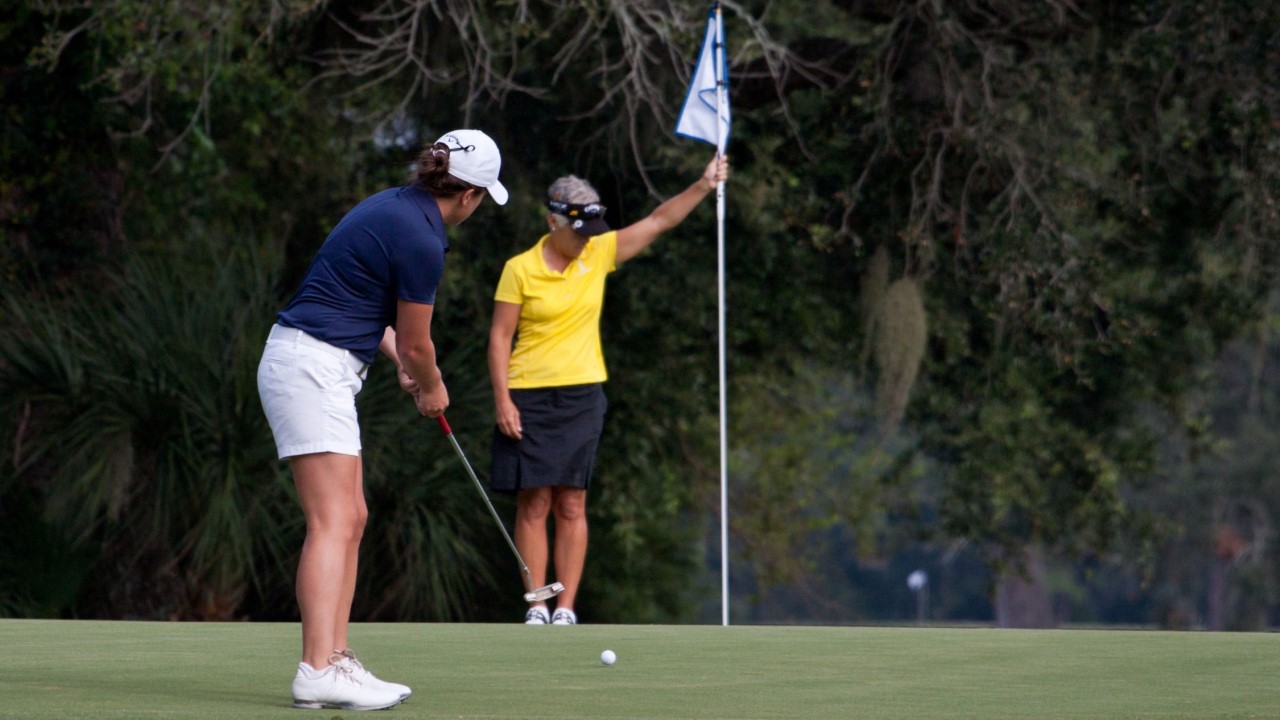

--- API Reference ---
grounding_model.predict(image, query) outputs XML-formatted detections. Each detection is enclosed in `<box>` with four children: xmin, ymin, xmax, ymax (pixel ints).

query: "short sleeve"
<box><xmin>494</xmin><ymin>260</ymin><xmax>524</xmax><ymax>304</ymax></box>
<box><xmin>394</xmin><ymin>225</ymin><xmax>446</xmax><ymax>304</ymax></box>
<box><xmin>598</xmin><ymin>231</ymin><xmax>618</xmax><ymax>272</ymax></box>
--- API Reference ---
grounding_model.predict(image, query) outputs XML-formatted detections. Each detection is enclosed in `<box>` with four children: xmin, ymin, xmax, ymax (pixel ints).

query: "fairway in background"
<box><xmin>3</xmin><ymin>620</ymin><xmax>1278</xmax><ymax>719</ymax></box>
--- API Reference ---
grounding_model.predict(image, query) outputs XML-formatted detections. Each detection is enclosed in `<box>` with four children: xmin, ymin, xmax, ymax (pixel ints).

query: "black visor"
<box><xmin>548</xmin><ymin>200</ymin><xmax>610</xmax><ymax>237</ymax></box>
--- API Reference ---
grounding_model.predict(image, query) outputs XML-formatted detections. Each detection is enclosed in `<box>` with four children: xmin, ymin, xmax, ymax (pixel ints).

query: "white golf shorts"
<box><xmin>257</xmin><ymin>325</ymin><xmax>369</xmax><ymax>459</ymax></box>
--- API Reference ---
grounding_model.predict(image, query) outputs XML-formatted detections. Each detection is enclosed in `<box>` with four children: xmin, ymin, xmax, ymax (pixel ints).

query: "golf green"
<box><xmin>3</xmin><ymin>620</ymin><xmax>1277</xmax><ymax>719</ymax></box>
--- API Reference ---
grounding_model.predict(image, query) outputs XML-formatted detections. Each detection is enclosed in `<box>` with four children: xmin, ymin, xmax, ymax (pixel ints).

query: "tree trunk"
<box><xmin>994</xmin><ymin>546</ymin><xmax>1055</xmax><ymax>629</ymax></box>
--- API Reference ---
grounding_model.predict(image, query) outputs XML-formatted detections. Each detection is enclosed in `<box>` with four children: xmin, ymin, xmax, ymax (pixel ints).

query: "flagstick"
<box><xmin>712</xmin><ymin>2</ymin><xmax>730</xmax><ymax>629</ymax></box>
<box><xmin>674</xmin><ymin>0</ymin><xmax>730</xmax><ymax>627</ymax></box>
<box><xmin>716</xmin><ymin>173</ymin><xmax>728</xmax><ymax>628</ymax></box>
<box><xmin>717</xmin><ymin>169</ymin><xmax>727</xmax><ymax>628</ymax></box>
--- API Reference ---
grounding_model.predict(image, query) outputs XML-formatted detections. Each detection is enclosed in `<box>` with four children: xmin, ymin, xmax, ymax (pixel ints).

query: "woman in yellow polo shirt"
<box><xmin>488</xmin><ymin>154</ymin><xmax>729</xmax><ymax>624</ymax></box>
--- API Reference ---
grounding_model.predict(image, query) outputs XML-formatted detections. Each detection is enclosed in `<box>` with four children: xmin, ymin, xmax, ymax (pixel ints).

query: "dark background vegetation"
<box><xmin>2</xmin><ymin>0</ymin><xmax>1278</xmax><ymax>629</ymax></box>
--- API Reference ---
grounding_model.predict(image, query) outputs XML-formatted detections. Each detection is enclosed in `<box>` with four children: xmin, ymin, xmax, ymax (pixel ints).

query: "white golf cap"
<box><xmin>436</xmin><ymin>129</ymin><xmax>508</xmax><ymax>205</ymax></box>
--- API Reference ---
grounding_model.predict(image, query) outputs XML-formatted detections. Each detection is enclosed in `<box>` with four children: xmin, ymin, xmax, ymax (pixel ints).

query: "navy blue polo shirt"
<box><xmin>277</xmin><ymin>185</ymin><xmax>448</xmax><ymax>364</ymax></box>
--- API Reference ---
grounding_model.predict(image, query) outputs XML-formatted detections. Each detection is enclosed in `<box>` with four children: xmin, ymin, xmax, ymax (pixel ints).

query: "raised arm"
<box><xmin>615</xmin><ymin>154</ymin><xmax>729</xmax><ymax>263</ymax></box>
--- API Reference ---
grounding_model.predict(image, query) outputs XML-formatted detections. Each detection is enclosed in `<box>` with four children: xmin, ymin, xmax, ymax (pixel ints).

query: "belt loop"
<box><xmin>346</xmin><ymin>350</ymin><xmax>369</xmax><ymax>380</ymax></box>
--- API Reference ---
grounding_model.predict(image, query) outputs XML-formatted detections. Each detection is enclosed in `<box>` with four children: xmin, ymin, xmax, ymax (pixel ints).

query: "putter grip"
<box><xmin>437</xmin><ymin>414</ymin><xmax>452</xmax><ymax>435</ymax></box>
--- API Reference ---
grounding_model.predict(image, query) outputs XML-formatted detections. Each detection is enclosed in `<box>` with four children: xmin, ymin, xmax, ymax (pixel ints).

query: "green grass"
<box><xmin>3</xmin><ymin>620</ymin><xmax>1278</xmax><ymax>719</ymax></box>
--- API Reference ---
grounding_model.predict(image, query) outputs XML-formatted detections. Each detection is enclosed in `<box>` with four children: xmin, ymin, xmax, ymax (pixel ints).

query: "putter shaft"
<box><xmin>437</xmin><ymin>415</ymin><xmax>564</xmax><ymax>602</ymax></box>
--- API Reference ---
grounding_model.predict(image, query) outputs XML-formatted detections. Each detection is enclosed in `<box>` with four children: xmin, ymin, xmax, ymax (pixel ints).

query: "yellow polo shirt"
<box><xmin>494</xmin><ymin>231</ymin><xmax>618</xmax><ymax>389</ymax></box>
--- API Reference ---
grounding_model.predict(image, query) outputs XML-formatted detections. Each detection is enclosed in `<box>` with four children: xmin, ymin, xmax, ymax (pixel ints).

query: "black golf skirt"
<box><xmin>490</xmin><ymin>383</ymin><xmax>607</xmax><ymax>494</ymax></box>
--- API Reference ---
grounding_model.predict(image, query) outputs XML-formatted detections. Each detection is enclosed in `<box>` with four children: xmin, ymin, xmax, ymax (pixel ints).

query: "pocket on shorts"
<box><xmin>257</xmin><ymin>343</ymin><xmax>296</xmax><ymax>403</ymax></box>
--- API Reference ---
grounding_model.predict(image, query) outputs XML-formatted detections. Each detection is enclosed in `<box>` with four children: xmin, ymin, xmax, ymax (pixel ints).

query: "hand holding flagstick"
<box><xmin>702</xmin><ymin>155</ymin><xmax>730</xmax><ymax>190</ymax></box>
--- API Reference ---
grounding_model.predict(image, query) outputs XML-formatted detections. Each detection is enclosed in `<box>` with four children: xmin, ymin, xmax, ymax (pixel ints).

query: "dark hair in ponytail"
<box><xmin>411</xmin><ymin>141</ymin><xmax>481</xmax><ymax>197</ymax></box>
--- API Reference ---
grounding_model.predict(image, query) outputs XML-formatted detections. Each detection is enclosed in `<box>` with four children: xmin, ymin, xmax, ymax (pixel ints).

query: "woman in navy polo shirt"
<box><xmin>257</xmin><ymin>129</ymin><xmax>507</xmax><ymax>711</ymax></box>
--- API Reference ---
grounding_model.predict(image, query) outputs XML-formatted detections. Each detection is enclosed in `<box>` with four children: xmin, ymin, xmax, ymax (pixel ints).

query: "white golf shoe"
<box><xmin>338</xmin><ymin>649</ymin><xmax>412</xmax><ymax>701</ymax></box>
<box><xmin>524</xmin><ymin>606</ymin><xmax>551</xmax><ymax>624</ymax></box>
<box><xmin>551</xmin><ymin>608</ymin><xmax>578</xmax><ymax>625</ymax></box>
<box><xmin>291</xmin><ymin>656</ymin><xmax>406</xmax><ymax>711</ymax></box>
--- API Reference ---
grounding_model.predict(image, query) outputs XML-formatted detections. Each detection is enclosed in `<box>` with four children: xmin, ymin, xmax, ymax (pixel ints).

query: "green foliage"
<box><xmin>0</xmin><ymin>238</ymin><xmax>292</xmax><ymax>617</ymax></box>
<box><xmin>1</xmin><ymin>1</ymin><xmax>120</xmax><ymax>283</ymax></box>
<box><xmin>717</xmin><ymin>362</ymin><xmax>928</xmax><ymax>618</ymax></box>
<box><xmin>4</xmin><ymin>0</ymin><xmax>1280</xmax><ymax>627</ymax></box>
<box><xmin>0</xmin><ymin>237</ymin><xmax>502</xmax><ymax>620</ymax></box>
<box><xmin>1123</xmin><ymin>305</ymin><xmax>1280</xmax><ymax>630</ymax></box>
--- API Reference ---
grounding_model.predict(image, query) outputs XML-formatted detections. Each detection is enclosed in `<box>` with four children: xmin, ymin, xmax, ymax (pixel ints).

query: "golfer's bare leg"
<box><xmin>332</xmin><ymin>454</ymin><xmax>368</xmax><ymax>653</ymax></box>
<box><xmin>515</xmin><ymin>487</ymin><xmax>553</xmax><ymax>601</ymax></box>
<box><xmin>551</xmin><ymin>487</ymin><xmax>588</xmax><ymax>611</ymax></box>
<box><xmin>292</xmin><ymin>451</ymin><xmax>364</xmax><ymax>669</ymax></box>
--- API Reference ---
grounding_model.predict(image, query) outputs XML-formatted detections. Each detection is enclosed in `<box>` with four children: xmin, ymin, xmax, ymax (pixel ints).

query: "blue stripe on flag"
<box><xmin>675</xmin><ymin>4</ymin><xmax>730</xmax><ymax>148</ymax></box>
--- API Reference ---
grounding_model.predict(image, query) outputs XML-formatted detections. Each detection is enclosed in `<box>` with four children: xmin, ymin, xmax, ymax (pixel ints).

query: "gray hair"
<box><xmin>547</xmin><ymin>175</ymin><xmax>600</xmax><ymax>228</ymax></box>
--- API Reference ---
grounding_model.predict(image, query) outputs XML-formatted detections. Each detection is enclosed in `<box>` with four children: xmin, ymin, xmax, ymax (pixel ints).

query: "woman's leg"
<box><xmin>515</xmin><ymin>487</ymin><xmax>553</xmax><ymax>601</ymax></box>
<box><xmin>332</xmin><ymin>454</ymin><xmax>368</xmax><ymax>653</ymax></box>
<box><xmin>550</xmin><ymin>487</ymin><xmax>588</xmax><ymax>611</ymax></box>
<box><xmin>292</xmin><ymin>451</ymin><xmax>365</xmax><ymax>669</ymax></box>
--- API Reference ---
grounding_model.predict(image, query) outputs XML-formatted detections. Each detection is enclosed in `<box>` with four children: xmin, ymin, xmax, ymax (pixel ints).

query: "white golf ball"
<box><xmin>600</xmin><ymin>649</ymin><xmax>617</xmax><ymax>666</ymax></box>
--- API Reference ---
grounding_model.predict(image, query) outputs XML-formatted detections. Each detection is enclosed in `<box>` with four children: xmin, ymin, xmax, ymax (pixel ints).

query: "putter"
<box><xmin>436</xmin><ymin>414</ymin><xmax>565</xmax><ymax>603</ymax></box>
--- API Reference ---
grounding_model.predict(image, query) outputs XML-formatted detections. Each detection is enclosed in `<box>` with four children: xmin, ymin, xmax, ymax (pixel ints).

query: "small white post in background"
<box><xmin>907</xmin><ymin>569</ymin><xmax>929</xmax><ymax>625</ymax></box>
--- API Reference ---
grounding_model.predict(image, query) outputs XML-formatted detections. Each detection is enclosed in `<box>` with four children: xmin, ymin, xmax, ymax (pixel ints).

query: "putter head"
<box><xmin>524</xmin><ymin>582</ymin><xmax>566</xmax><ymax>603</ymax></box>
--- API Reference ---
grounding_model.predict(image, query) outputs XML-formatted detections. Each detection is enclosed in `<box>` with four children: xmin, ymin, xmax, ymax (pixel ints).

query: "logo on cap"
<box><xmin>548</xmin><ymin>200</ymin><xmax>610</xmax><ymax>237</ymax></box>
<box><xmin>435</xmin><ymin>129</ymin><xmax>508</xmax><ymax>205</ymax></box>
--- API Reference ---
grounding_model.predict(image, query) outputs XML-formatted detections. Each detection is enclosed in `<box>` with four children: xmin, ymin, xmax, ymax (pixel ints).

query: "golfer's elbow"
<box><xmin>398</xmin><ymin>336</ymin><xmax>431</xmax><ymax>362</ymax></box>
<box><xmin>398</xmin><ymin>336</ymin><xmax>439</xmax><ymax>382</ymax></box>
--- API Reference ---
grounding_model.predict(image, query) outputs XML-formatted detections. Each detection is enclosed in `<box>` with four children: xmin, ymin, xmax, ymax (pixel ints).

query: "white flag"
<box><xmin>675</xmin><ymin>4</ymin><xmax>730</xmax><ymax>149</ymax></box>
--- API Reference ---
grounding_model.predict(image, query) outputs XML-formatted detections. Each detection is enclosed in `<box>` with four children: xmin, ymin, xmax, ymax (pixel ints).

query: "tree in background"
<box><xmin>2</xmin><ymin>0</ymin><xmax>1279</xmax><ymax>628</ymax></box>
<box><xmin>734</xmin><ymin>0</ymin><xmax>1279</xmax><ymax>626</ymax></box>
